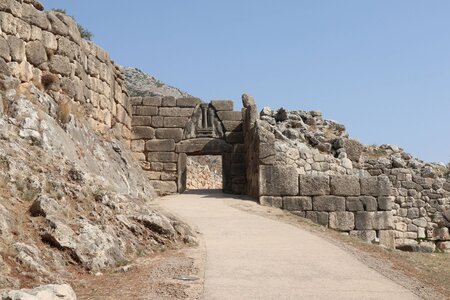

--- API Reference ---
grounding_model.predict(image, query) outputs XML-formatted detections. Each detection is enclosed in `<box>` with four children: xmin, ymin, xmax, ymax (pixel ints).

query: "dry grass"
<box><xmin>57</xmin><ymin>98</ymin><xmax>72</xmax><ymax>124</ymax></box>
<box><xmin>41</xmin><ymin>73</ymin><xmax>59</xmax><ymax>91</ymax></box>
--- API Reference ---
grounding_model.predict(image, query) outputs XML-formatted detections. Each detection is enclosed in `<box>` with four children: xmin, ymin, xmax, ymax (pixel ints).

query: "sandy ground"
<box><xmin>69</xmin><ymin>190</ymin><xmax>448</xmax><ymax>299</ymax></box>
<box><xmin>157</xmin><ymin>190</ymin><xmax>429</xmax><ymax>300</ymax></box>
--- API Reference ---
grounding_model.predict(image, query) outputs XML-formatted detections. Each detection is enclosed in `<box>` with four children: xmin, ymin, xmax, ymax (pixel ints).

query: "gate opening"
<box><xmin>186</xmin><ymin>155</ymin><xmax>223</xmax><ymax>190</ymax></box>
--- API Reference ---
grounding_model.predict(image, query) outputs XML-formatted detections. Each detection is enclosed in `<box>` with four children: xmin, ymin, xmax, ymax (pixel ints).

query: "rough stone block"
<box><xmin>150</xmin><ymin>180</ymin><xmax>177</xmax><ymax>195</ymax></box>
<box><xmin>132</xmin><ymin>126</ymin><xmax>155</xmax><ymax>140</ymax></box>
<box><xmin>49</xmin><ymin>55</ymin><xmax>71</xmax><ymax>76</ymax></box>
<box><xmin>378</xmin><ymin>196</ymin><xmax>394</xmax><ymax>211</ymax></box>
<box><xmin>260</xmin><ymin>196</ymin><xmax>282</xmax><ymax>208</ymax></box>
<box><xmin>161</xmin><ymin>172</ymin><xmax>176</xmax><ymax>181</ymax></box>
<box><xmin>299</xmin><ymin>175</ymin><xmax>330</xmax><ymax>196</ymax></box>
<box><xmin>373</xmin><ymin>211</ymin><xmax>394</xmax><ymax>230</ymax></box>
<box><xmin>346</xmin><ymin>197</ymin><xmax>363</xmax><ymax>211</ymax></box>
<box><xmin>313</xmin><ymin>196</ymin><xmax>345</xmax><ymax>212</ymax></box>
<box><xmin>330</xmin><ymin>175</ymin><xmax>360</xmax><ymax>196</ymax></box>
<box><xmin>155</xmin><ymin>128</ymin><xmax>183</xmax><ymax>142</ymax></box>
<box><xmin>145</xmin><ymin>139</ymin><xmax>175</xmax><ymax>152</ymax></box>
<box><xmin>222</xmin><ymin>121</ymin><xmax>243</xmax><ymax>132</ymax></box>
<box><xmin>329</xmin><ymin>212</ymin><xmax>355</xmax><ymax>231</ymax></box>
<box><xmin>282</xmin><ymin>196</ymin><xmax>312</xmax><ymax>211</ymax></box>
<box><xmin>147</xmin><ymin>152</ymin><xmax>177</xmax><ymax>163</ymax></box>
<box><xmin>134</xmin><ymin>106</ymin><xmax>158</xmax><ymax>116</ymax></box>
<box><xmin>151</xmin><ymin>162</ymin><xmax>164</xmax><ymax>171</ymax></box>
<box><xmin>259</xmin><ymin>165</ymin><xmax>298</xmax><ymax>196</ymax></box>
<box><xmin>163</xmin><ymin>163</ymin><xmax>177</xmax><ymax>171</ymax></box>
<box><xmin>360</xmin><ymin>177</ymin><xmax>378</xmax><ymax>196</ymax></box>
<box><xmin>162</xmin><ymin>96</ymin><xmax>176</xmax><ymax>107</ymax></box>
<box><xmin>180</xmin><ymin>108</ymin><xmax>195</xmax><ymax>117</ymax></box>
<box><xmin>217</xmin><ymin>111</ymin><xmax>242</xmax><ymax>121</ymax></box>
<box><xmin>159</xmin><ymin>107</ymin><xmax>181</xmax><ymax>116</ymax></box>
<box><xmin>379</xmin><ymin>230</ymin><xmax>395</xmax><ymax>249</ymax></box>
<box><xmin>143</xmin><ymin>96</ymin><xmax>162</xmax><ymax>106</ymax></box>
<box><xmin>163</xmin><ymin>117</ymin><xmax>188</xmax><ymax>128</ymax></box>
<box><xmin>176</xmin><ymin>138</ymin><xmax>232</xmax><ymax>154</ymax></box>
<box><xmin>131</xmin><ymin>116</ymin><xmax>152</xmax><ymax>126</ymax></box>
<box><xmin>151</xmin><ymin>116</ymin><xmax>164</xmax><ymax>127</ymax></box>
<box><xmin>8</xmin><ymin>35</ymin><xmax>25</xmax><ymax>62</ymax></box>
<box><xmin>361</xmin><ymin>176</ymin><xmax>392</xmax><ymax>196</ymax></box>
<box><xmin>349</xmin><ymin>230</ymin><xmax>376</xmax><ymax>242</ymax></box>
<box><xmin>211</xmin><ymin>100</ymin><xmax>233</xmax><ymax>111</ymax></box>
<box><xmin>306</xmin><ymin>211</ymin><xmax>329</xmax><ymax>227</ymax></box>
<box><xmin>355</xmin><ymin>212</ymin><xmax>375</xmax><ymax>230</ymax></box>
<box><xmin>25</xmin><ymin>40</ymin><xmax>47</xmax><ymax>66</ymax></box>
<box><xmin>177</xmin><ymin>97</ymin><xmax>201</xmax><ymax>107</ymax></box>
<box><xmin>359</xmin><ymin>196</ymin><xmax>377</xmax><ymax>211</ymax></box>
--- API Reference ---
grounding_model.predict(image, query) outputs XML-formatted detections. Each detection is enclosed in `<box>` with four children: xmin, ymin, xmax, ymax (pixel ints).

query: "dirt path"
<box><xmin>157</xmin><ymin>190</ymin><xmax>419</xmax><ymax>300</ymax></box>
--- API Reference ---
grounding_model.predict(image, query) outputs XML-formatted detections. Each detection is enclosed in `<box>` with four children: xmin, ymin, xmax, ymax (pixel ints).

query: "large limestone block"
<box><xmin>8</xmin><ymin>35</ymin><xmax>25</xmax><ymax>62</ymax></box>
<box><xmin>225</xmin><ymin>132</ymin><xmax>243</xmax><ymax>144</ymax></box>
<box><xmin>346</xmin><ymin>197</ymin><xmax>363</xmax><ymax>211</ymax></box>
<box><xmin>378</xmin><ymin>196</ymin><xmax>394</xmax><ymax>211</ymax></box>
<box><xmin>379</xmin><ymin>230</ymin><xmax>395</xmax><ymax>249</ymax></box>
<box><xmin>159</xmin><ymin>107</ymin><xmax>181</xmax><ymax>116</ymax></box>
<box><xmin>175</xmin><ymin>138</ymin><xmax>232</xmax><ymax>154</ymax></box>
<box><xmin>330</xmin><ymin>175</ymin><xmax>360</xmax><ymax>196</ymax></box>
<box><xmin>47</xmin><ymin>11</ymin><xmax>69</xmax><ymax>36</ymax></box>
<box><xmin>25</xmin><ymin>40</ymin><xmax>47</xmax><ymax>66</ymax></box>
<box><xmin>132</xmin><ymin>126</ymin><xmax>155</xmax><ymax>140</ymax></box>
<box><xmin>21</xmin><ymin>3</ymin><xmax>50</xmax><ymax>30</ymax></box>
<box><xmin>155</xmin><ymin>128</ymin><xmax>183</xmax><ymax>142</ymax></box>
<box><xmin>312</xmin><ymin>196</ymin><xmax>345</xmax><ymax>211</ymax></box>
<box><xmin>133</xmin><ymin>105</ymin><xmax>158</xmax><ymax>116</ymax></box>
<box><xmin>260</xmin><ymin>196</ymin><xmax>282</xmax><ymax>208</ymax></box>
<box><xmin>299</xmin><ymin>175</ymin><xmax>330</xmax><ymax>196</ymax></box>
<box><xmin>355</xmin><ymin>212</ymin><xmax>374</xmax><ymax>230</ymax></box>
<box><xmin>329</xmin><ymin>212</ymin><xmax>355</xmax><ymax>231</ymax></box>
<box><xmin>259</xmin><ymin>165</ymin><xmax>298</xmax><ymax>196</ymax></box>
<box><xmin>349</xmin><ymin>230</ymin><xmax>376</xmax><ymax>242</ymax></box>
<box><xmin>49</xmin><ymin>55</ymin><xmax>71</xmax><ymax>76</ymax></box>
<box><xmin>147</xmin><ymin>152</ymin><xmax>177</xmax><ymax>163</ymax></box>
<box><xmin>150</xmin><ymin>180</ymin><xmax>177</xmax><ymax>195</ymax></box>
<box><xmin>145</xmin><ymin>139</ymin><xmax>175</xmax><ymax>152</ymax></box>
<box><xmin>0</xmin><ymin>12</ymin><xmax>18</xmax><ymax>35</ymax></box>
<box><xmin>131</xmin><ymin>116</ymin><xmax>152</xmax><ymax>126</ymax></box>
<box><xmin>161</xmin><ymin>96</ymin><xmax>176</xmax><ymax>107</ymax></box>
<box><xmin>359</xmin><ymin>196</ymin><xmax>377</xmax><ymax>211</ymax></box>
<box><xmin>282</xmin><ymin>196</ymin><xmax>312</xmax><ymax>211</ymax></box>
<box><xmin>0</xmin><ymin>36</ymin><xmax>11</xmax><ymax>61</ymax></box>
<box><xmin>360</xmin><ymin>175</ymin><xmax>392</xmax><ymax>196</ymax></box>
<box><xmin>143</xmin><ymin>96</ymin><xmax>162</xmax><ymax>106</ymax></box>
<box><xmin>163</xmin><ymin>116</ymin><xmax>189</xmax><ymax>128</ymax></box>
<box><xmin>306</xmin><ymin>211</ymin><xmax>329</xmax><ymax>227</ymax></box>
<box><xmin>211</xmin><ymin>100</ymin><xmax>233</xmax><ymax>111</ymax></box>
<box><xmin>177</xmin><ymin>97</ymin><xmax>201</xmax><ymax>107</ymax></box>
<box><xmin>217</xmin><ymin>110</ymin><xmax>243</xmax><ymax>121</ymax></box>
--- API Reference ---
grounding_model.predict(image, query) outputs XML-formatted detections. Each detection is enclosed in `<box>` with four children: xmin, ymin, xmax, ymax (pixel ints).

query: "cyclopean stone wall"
<box><xmin>254</xmin><ymin>105</ymin><xmax>450</xmax><ymax>252</ymax></box>
<box><xmin>0</xmin><ymin>1</ymin><xmax>131</xmax><ymax>140</ymax></box>
<box><xmin>130</xmin><ymin>96</ymin><xmax>246</xmax><ymax>195</ymax></box>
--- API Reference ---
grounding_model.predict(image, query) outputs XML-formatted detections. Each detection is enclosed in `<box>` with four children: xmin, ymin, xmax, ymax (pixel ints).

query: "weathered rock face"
<box><xmin>1</xmin><ymin>284</ymin><xmax>76</xmax><ymax>300</ymax></box>
<box><xmin>186</xmin><ymin>155</ymin><xmax>222</xmax><ymax>190</ymax></box>
<box><xmin>0</xmin><ymin>0</ymin><xmax>197</xmax><ymax>294</ymax></box>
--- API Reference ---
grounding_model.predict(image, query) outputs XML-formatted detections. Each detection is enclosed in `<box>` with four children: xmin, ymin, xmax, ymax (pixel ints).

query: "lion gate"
<box><xmin>130</xmin><ymin>96</ymin><xmax>247</xmax><ymax>195</ymax></box>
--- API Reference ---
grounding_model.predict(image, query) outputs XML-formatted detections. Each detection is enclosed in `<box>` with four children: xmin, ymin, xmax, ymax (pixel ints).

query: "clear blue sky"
<box><xmin>41</xmin><ymin>0</ymin><xmax>450</xmax><ymax>163</ymax></box>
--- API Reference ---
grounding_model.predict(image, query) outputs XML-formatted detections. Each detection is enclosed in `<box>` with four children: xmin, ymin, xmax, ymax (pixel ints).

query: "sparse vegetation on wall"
<box><xmin>51</xmin><ymin>8</ymin><xmax>93</xmax><ymax>40</ymax></box>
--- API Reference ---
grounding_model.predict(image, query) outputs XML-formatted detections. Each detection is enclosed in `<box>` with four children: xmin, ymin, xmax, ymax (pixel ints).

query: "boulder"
<box><xmin>25</xmin><ymin>41</ymin><xmax>47</xmax><ymax>67</ymax></box>
<box><xmin>1</xmin><ymin>284</ymin><xmax>76</xmax><ymax>300</ymax></box>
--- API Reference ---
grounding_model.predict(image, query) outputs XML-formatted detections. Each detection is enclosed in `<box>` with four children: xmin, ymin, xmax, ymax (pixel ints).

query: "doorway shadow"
<box><xmin>184</xmin><ymin>189</ymin><xmax>256</xmax><ymax>202</ymax></box>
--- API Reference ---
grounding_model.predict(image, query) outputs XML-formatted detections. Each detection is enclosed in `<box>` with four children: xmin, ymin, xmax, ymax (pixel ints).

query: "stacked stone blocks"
<box><xmin>0</xmin><ymin>1</ymin><xmax>131</xmax><ymax>140</ymax></box>
<box><xmin>130</xmin><ymin>96</ymin><xmax>246</xmax><ymax>195</ymax></box>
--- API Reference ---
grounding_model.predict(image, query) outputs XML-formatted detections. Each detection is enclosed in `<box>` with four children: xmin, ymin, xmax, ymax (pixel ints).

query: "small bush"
<box><xmin>275</xmin><ymin>107</ymin><xmax>288</xmax><ymax>122</ymax></box>
<box><xmin>41</xmin><ymin>73</ymin><xmax>59</xmax><ymax>91</ymax></box>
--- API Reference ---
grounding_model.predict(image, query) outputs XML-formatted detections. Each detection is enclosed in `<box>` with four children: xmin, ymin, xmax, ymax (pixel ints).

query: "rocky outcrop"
<box><xmin>1</xmin><ymin>284</ymin><xmax>76</xmax><ymax>300</ymax></box>
<box><xmin>186</xmin><ymin>156</ymin><xmax>222</xmax><ymax>190</ymax></box>
<box><xmin>0</xmin><ymin>0</ymin><xmax>197</xmax><ymax>294</ymax></box>
<box><xmin>123</xmin><ymin>67</ymin><xmax>192</xmax><ymax>98</ymax></box>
